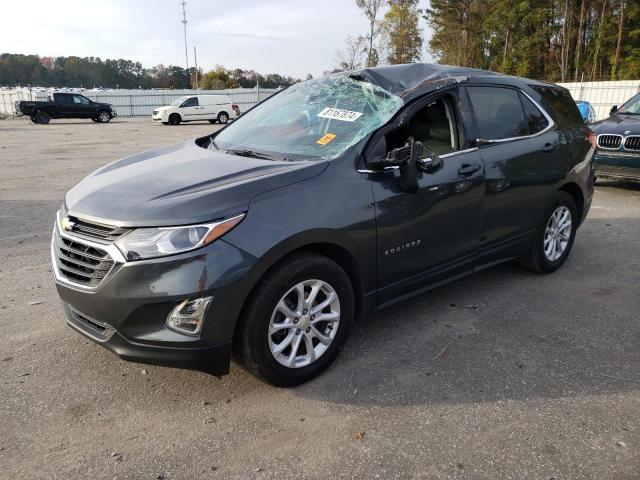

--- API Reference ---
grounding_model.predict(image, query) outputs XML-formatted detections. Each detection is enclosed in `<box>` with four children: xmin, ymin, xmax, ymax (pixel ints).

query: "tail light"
<box><xmin>232</xmin><ymin>103</ymin><xmax>240</xmax><ymax>115</ymax></box>
<box><xmin>587</xmin><ymin>131</ymin><xmax>596</xmax><ymax>148</ymax></box>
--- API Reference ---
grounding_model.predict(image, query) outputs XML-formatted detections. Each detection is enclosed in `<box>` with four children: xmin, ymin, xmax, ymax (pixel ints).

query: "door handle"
<box><xmin>458</xmin><ymin>163</ymin><xmax>481</xmax><ymax>176</ymax></box>
<box><xmin>542</xmin><ymin>142</ymin><xmax>556</xmax><ymax>152</ymax></box>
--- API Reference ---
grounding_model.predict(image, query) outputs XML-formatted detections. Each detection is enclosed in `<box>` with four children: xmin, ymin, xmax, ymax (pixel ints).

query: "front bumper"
<box><xmin>594</xmin><ymin>150</ymin><xmax>640</xmax><ymax>182</ymax></box>
<box><xmin>52</xmin><ymin>223</ymin><xmax>258</xmax><ymax>375</ymax></box>
<box><xmin>63</xmin><ymin>302</ymin><xmax>232</xmax><ymax>374</ymax></box>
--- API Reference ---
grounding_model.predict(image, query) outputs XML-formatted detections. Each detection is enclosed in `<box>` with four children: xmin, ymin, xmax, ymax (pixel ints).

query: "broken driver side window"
<box><xmin>385</xmin><ymin>95</ymin><xmax>460</xmax><ymax>159</ymax></box>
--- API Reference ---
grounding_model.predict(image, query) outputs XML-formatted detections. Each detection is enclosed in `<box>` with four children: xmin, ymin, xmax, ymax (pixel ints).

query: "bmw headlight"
<box><xmin>115</xmin><ymin>213</ymin><xmax>245</xmax><ymax>261</ymax></box>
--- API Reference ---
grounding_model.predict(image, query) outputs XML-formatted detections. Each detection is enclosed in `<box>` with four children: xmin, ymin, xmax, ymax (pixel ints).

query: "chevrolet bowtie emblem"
<box><xmin>62</xmin><ymin>217</ymin><xmax>76</xmax><ymax>231</ymax></box>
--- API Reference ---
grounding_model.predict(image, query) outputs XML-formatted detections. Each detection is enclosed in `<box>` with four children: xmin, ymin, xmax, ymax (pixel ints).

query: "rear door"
<box><xmin>463</xmin><ymin>85</ymin><xmax>564</xmax><ymax>258</ymax></box>
<box><xmin>55</xmin><ymin>94</ymin><xmax>76</xmax><ymax>116</ymax></box>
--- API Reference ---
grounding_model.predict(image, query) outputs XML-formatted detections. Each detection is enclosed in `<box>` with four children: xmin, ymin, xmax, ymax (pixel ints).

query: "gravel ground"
<box><xmin>1</xmin><ymin>118</ymin><xmax>639</xmax><ymax>480</ymax></box>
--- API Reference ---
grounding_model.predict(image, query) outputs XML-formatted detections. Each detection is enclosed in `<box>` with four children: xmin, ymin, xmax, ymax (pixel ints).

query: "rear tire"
<box><xmin>35</xmin><ymin>110</ymin><xmax>50</xmax><ymax>124</ymax></box>
<box><xmin>217</xmin><ymin>112</ymin><xmax>229</xmax><ymax>124</ymax></box>
<box><xmin>29</xmin><ymin>115</ymin><xmax>38</xmax><ymax>123</ymax></box>
<box><xmin>168</xmin><ymin>113</ymin><xmax>181</xmax><ymax>125</ymax></box>
<box><xmin>519</xmin><ymin>191</ymin><xmax>577</xmax><ymax>274</ymax></box>
<box><xmin>234</xmin><ymin>252</ymin><xmax>354</xmax><ymax>386</ymax></box>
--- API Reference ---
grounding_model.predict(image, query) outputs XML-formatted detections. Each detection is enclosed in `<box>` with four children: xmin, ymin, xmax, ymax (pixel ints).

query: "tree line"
<box><xmin>336</xmin><ymin>0</ymin><xmax>639</xmax><ymax>81</ymax></box>
<box><xmin>0</xmin><ymin>53</ymin><xmax>301</xmax><ymax>89</ymax></box>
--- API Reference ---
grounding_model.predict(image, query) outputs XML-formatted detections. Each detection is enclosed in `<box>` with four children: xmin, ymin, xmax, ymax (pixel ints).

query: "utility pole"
<box><xmin>193</xmin><ymin>46</ymin><xmax>198</xmax><ymax>89</ymax></box>
<box><xmin>181</xmin><ymin>1</ymin><xmax>189</xmax><ymax>72</ymax></box>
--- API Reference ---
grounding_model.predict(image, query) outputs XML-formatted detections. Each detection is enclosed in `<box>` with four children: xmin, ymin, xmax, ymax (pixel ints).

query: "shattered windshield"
<box><xmin>212</xmin><ymin>75</ymin><xmax>404</xmax><ymax>160</ymax></box>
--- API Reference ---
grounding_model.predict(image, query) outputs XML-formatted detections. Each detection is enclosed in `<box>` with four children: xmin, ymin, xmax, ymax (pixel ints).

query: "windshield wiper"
<box><xmin>226</xmin><ymin>148</ymin><xmax>289</xmax><ymax>162</ymax></box>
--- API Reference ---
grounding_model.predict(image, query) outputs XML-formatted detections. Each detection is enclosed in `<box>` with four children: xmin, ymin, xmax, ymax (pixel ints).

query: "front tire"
<box><xmin>234</xmin><ymin>253</ymin><xmax>354</xmax><ymax>386</ymax></box>
<box><xmin>168</xmin><ymin>113</ymin><xmax>181</xmax><ymax>125</ymax></box>
<box><xmin>97</xmin><ymin>110</ymin><xmax>112</xmax><ymax>123</ymax></box>
<box><xmin>520</xmin><ymin>191</ymin><xmax>577</xmax><ymax>273</ymax></box>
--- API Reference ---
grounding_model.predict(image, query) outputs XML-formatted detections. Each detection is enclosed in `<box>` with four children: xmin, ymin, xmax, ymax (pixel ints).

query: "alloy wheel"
<box><xmin>543</xmin><ymin>205</ymin><xmax>572</xmax><ymax>261</ymax></box>
<box><xmin>99</xmin><ymin>111</ymin><xmax>111</xmax><ymax>122</ymax></box>
<box><xmin>268</xmin><ymin>279</ymin><xmax>341</xmax><ymax>368</ymax></box>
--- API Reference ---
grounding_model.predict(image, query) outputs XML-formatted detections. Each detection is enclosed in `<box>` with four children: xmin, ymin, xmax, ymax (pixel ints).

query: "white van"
<box><xmin>152</xmin><ymin>95</ymin><xmax>240</xmax><ymax>125</ymax></box>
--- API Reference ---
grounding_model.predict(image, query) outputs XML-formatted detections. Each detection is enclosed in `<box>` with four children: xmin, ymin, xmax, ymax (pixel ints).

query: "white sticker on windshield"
<box><xmin>317</xmin><ymin>107</ymin><xmax>363</xmax><ymax>122</ymax></box>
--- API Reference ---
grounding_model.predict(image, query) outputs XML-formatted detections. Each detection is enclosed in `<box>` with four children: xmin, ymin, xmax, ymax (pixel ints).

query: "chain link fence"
<box><xmin>0</xmin><ymin>87</ymin><xmax>280</xmax><ymax>118</ymax></box>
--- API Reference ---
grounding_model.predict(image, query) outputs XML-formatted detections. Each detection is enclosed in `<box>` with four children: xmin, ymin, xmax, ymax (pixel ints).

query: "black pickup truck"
<box><xmin>16</xmin><ymin>92</ymin><xmax>117</xmax><ymax>124</ymax></box>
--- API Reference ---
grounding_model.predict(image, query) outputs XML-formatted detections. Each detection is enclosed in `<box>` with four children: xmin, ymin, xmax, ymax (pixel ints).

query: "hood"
<box><xmin>591</xmin><ymin>113</ymin><xmax>640</xmax><ymax>135</ymax></box>
<box><xmin>65</xmin><ymin>140</ymin><xmax>328</xmax><ymax>227</ymax></box>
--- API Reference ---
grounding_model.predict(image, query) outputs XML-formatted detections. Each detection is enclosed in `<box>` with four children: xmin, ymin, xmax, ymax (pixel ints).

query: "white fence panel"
<box><xmin>0</xmin><ymin>87</ymin><xmax>280</xmax><ymax>117</ymax></box>
<box><xmin>557</xmin><ymin>80</ymin><xmax>640</xmax><ymax>120</ymax></box>
<box><xmin>4</xmin><ymin>80</ymin><xmax>639</xmax><ymax>122</ymax></box>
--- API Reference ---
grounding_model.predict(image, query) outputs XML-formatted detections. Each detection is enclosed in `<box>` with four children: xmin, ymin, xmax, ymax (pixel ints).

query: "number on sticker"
<box><xmin>317</xmin><ymin>107</ymin><xmax>363</xmax><ymax>122</ymax></box>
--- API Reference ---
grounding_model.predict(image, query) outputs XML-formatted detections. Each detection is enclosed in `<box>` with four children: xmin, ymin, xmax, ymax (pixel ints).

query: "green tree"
<box><xmin>355</xmin><ymin>0</ymin><xmax>386</xmax><ymax>67</ymax></box>
<box><xmin>380</xmin><ymin>0</ymin><xmax>423</xmax><ymax>64</ymax></box>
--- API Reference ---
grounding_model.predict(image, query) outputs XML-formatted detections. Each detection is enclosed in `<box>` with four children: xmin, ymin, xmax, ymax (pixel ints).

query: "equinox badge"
<box><xmin>385</xmin><ymin>240</ymin><xmax>422</xmax><ymax>256</ymax></box>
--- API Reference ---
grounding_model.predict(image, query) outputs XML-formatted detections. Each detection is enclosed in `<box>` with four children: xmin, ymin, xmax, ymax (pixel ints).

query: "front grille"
<box><xmin>595</xmin><ymin>164</ymin><xmax>640</xmax><ymax>181</ymax></box>
<box><xmin>54</xmin><ymin>231</ymin><xmax>114</xmax><ymax>286</ymax></box>
<box><xmin>65</xmin><ymin>216</ymin><xmax>130</xmax><ymax>241</ymax></box>
<box><xmin>597</xmin><ymin>134</ymin><xmax>622</xmax><ymax>149</ymax></box>
<box><xmin>624</xmin><ymin>135</ymin><xmax>640</xmax><ymax>151</ymax></box>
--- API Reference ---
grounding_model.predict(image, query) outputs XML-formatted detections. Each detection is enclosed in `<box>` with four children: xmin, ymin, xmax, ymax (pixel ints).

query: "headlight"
<box><xmin>115</xmin><ymin>213</ymin><xmax>245</xmax><ymax>260</ymax></box>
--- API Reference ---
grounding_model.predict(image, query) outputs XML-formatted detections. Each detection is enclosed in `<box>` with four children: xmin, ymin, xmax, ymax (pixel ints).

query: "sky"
<box><xmin>1</xmin><ymin>0</ymin><xmax>433</xmax><ymax>78</ymax></box>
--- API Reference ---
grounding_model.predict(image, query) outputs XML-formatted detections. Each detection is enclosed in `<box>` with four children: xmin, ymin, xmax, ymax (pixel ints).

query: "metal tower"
<box><xmin>181</xmin><ymin>0</ymin><xmax>189</xmax><ymax>71</ymax></box>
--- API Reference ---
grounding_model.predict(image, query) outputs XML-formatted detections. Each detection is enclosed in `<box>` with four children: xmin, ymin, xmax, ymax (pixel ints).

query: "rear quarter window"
<box><xmin>530</xmin><ymin>86</ymin><xmax>583</xmax><ymax>129</ymax></box>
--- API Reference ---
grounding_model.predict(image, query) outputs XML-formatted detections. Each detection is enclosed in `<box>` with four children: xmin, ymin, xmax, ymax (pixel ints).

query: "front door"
<box><xmin>179</xmin><ymin>96</ymin><xmax>200</xmax><ymax>121</ymax></box>
<box><xmin>367</xmin><ymin>91</ymin><xmax>485</xmax><ymax>305</ymax></box>
<box><xmin>71</xmin><ymin>94</ymin><xmax>93</xmax><ymax>118</ymax></box>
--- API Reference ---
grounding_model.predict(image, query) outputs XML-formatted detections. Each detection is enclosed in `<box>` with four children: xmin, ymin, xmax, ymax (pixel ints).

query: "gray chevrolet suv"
<box><xmin>52</xmin><ymin>63</ymin><xmax>594</xmax><ymax>386</ymax></box>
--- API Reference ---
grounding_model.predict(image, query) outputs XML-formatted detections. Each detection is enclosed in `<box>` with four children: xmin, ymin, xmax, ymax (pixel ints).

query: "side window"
<box><xmin>531</xmin><ymin>86</ymin><xmax>583</xmax><ymax>128</ymax></box>
<box><xmin>181</xmin><ymin>97</ymin><xmax>198</xmax><ymax>108</ymax></box>
<box><xmin>467</xmin><ymin>87</ymin><xmax>528</xmax><ymax>140</ymax></box>
<box><xmin>519</xmin><ymin>93</ymin><xmax>549</xmax><ymax>134</ymax></box>
<box><xmin>407</xmin><ymin>96</ymin><xmax>459</xmax><ymax>156</ymax></box>
<box><xmin>73</xmin><ymin>95</ymin><xmax>90</xmax><ymax>105</ymax></box>
<box><xmin>58</xmin><ymin>94</ymin><xmax>73</xmax><ymax>104</ymax></box>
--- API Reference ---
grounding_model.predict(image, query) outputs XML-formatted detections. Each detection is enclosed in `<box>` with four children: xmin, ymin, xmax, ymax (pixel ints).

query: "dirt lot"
<box><xmin>1</xmin><ymin>117</ymin><xmax>639</xmax><ymax>480</ymax></box>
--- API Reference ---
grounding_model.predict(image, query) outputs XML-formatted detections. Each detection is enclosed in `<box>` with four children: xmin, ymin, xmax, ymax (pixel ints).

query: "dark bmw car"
<box><xmin>52</xmin><ymin>64</ymin><xmax>594</xmax><ymax>386</ymax></box>
<box><xmin>592</xmin><ymin>93</ymin><xmax>640</xmax><ymax>182</ymax></box>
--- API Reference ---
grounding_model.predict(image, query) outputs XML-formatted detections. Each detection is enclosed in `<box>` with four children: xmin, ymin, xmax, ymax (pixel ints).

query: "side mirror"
<box><xmin>369</xmin><ymin>137</ymin><xmax>421</xmax><ymax>192</ymax></box>
<box><xmin>610</xmin><ymin>105</ymin><xmax>618</xmax><ymax>115</ymax></box>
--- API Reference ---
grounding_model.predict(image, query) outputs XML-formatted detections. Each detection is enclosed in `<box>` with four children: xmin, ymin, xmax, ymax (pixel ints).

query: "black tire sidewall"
<box><xmin>35</xmin><ymin>111</ymin><xmax>50</xmax><ymax>124</ymax></box>
<box><xmin>169</xmin><ymin>114</ymin><xmax>181</xmax><ymax>125</ymax></box>
<box><xmin>533</xmin><ymin>192</ymin><xmax>578</xmax><ymax>273</ymax></box>
<box><xmin>241</xmin><ymin>255</ymin><xmax>354</xmax><ymax>386</ymax></box>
